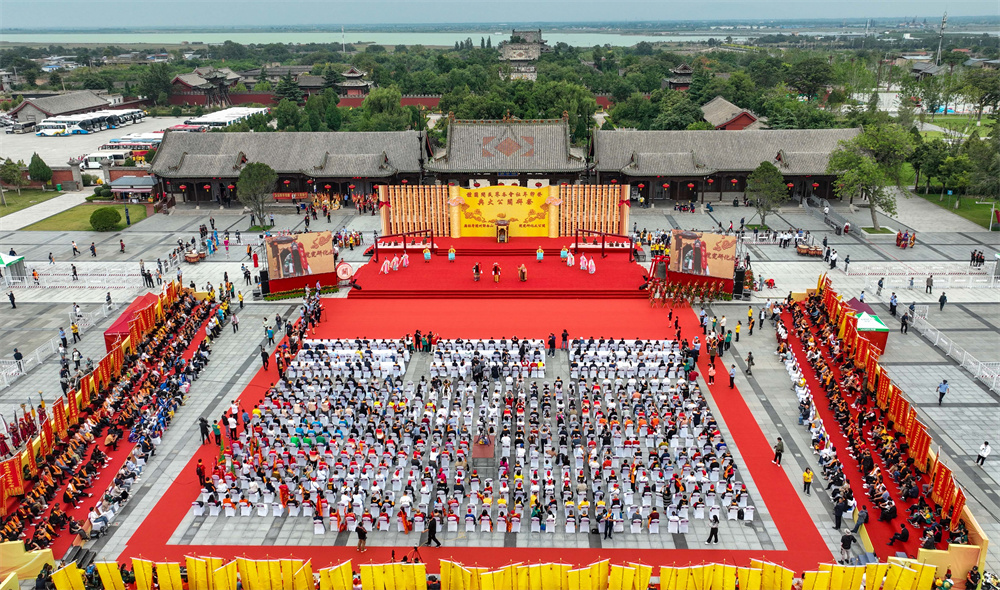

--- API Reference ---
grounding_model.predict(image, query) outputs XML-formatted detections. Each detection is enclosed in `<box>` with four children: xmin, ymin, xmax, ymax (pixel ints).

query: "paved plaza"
<box><xmin>1</xmin><ymin>192</ymin><xmax>998</xmax><ymax>574</ymax></box>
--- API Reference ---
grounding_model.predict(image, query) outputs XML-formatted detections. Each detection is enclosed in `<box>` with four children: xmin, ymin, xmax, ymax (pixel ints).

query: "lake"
<box><xmin>0</xmin><ymin>30</ymin><xmax>748</xmax><ymax>47</ymax></box>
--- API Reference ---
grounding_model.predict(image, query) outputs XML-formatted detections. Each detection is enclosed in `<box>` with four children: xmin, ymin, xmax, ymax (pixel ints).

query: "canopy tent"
<box><xmin>855</xmin><ymin>311</ymin><xmax>890</xmax><ymax>353</ymax></box>
<box><xmin>103</xmin><ymin>292</ymin><xmax>159</xmax><ymax>352</ymax></box>
<box><xmin>0</xmin><ymin>251</ymin><xmax>27</xmax><ymax>285</ymax></box>
<box><xmin>109</xmin><ymin>175</ymin><xmax>156</xmax><ymax>194</ymax></box>
<box><xmin>845</xmin><ymin>297</ymin><xmax>877</xmax><ymax>316</ymax></box>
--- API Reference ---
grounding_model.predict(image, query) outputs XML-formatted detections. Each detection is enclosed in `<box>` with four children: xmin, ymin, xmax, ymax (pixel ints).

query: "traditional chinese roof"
<box><xmin>151</xmin><ymin>131</ymin><xmax>425</xmax><ymax>179</ymax></box>
<box><xmin>426</xmin><ymin>116</ymin><xmax>586</xmax><ymax>173</ymax></box>
<box><xmin>593</xmin><ymin>128</ymin><xmax>862</xmax><ymax>177</ymax></box>
<box><xmin>8</xmin><ymin>90</ymin><xmax>109</xmax><ymax>117</ymax></box>
<box><xmin>700</xmin><ymin>96</ymin><xmax>767</xmax><ymax>130</ymax></box>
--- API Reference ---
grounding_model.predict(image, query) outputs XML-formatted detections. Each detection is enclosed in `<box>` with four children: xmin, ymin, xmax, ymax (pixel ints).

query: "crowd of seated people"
<box><xmin>1</xmin><ymin>291</ymin><xmax>218</xmax><ymax>551</ymax></box>
<box><xmin>781</xmin><ymin>293</ymin><xmax>965</xmax><ymax>553</ymax></box>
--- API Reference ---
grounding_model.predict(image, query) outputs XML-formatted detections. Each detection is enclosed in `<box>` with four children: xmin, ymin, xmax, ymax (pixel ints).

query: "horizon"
<box><xmin>2</xmin><ymin>1</ymin><xmax>998</xmax><ymax>31</ymax></box>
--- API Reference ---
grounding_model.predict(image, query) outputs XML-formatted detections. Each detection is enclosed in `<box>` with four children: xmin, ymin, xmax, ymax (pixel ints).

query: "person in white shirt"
<box><xmin>976</xmin><ymin>441</ymin><xmax>991</xmax><ymax>466</ymax></box>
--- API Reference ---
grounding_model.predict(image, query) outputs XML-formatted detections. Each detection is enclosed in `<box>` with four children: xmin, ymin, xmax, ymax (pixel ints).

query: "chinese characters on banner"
<box><xmin>25</xmin><ymin>443</ymin><xmax>38</xmax><ymax>477</ymax></box>
<box><xmin>932</xmin><ymin>462</ymin><xmax>953</xmax><ymax>506</ymax></box>
<box><xmin>876</xmin><ymin>367</ymin><xmax>892</xmax><ymax>408</ymax></box>
<box><xmin>458</xmin><ymin>186</ymin><xmax>551</xmax><ymax>238</ymax></box>
<box><xmin>53</xmin><ymin>397</ymin><xmax>68</xmax><ymax>438</ymax></box>
<box><xmin>41</xmin><ymin>420</ymin><xmax>53</xmax><ymax>456</ymax></box>
<box><xmin>668</xmin><ymin>230</ymin><xmax>738</xmax><ymax>279</ymax></box>
<box><xmin>67</xmin><ymin>391</ymin><xmax>80</xmax><ymax>426</ymax></box>
<box><xmin>0</xmin><ymin>456</ymin><xmax>25</xmax><ymax>496</ymax></box>
<box><xmin>951</xmin><ymin>488</ymin><xmax>966</xmax><ymax>531</ymax></box>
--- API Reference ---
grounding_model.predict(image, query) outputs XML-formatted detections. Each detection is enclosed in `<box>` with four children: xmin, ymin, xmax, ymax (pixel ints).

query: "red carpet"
<box><xmin>119</xmin><ymin>300</ymin><xmax>836</xmax><ymax>573</ymax></box>
<box><xmin>780</xmin><ymin>312</ymin><xmax>921</xmax><ymax>559</ymax></box>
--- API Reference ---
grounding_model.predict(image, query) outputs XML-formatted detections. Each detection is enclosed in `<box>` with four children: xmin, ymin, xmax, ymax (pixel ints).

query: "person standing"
<box><xmin>260</xmin><ymin>345</ymin><xmax>270</xmax><ymax>370</ymax></box>
<box><xmin>852</xmin><ymin>506</ymin><xmax>869</xmax><ymax>534</ymax></box>
<box><xmin>603</xmin><ymin>511</ymin><xmax>614</xmax><ymax>540</ymax></box>
<box><xmin>938</xmin><ymin>292</ymin><xmax>947</xmax><ymax>311</ymax></box>
<box><xmin>728</xmin><ymin>365</ymin><xmax>736</xmax><ymax>389</ymax></box>
<box><xmin>802</xmin><ymin>468</ymin><xmax>813</xmax><ymax>495</ymax></box>
<box><xmin>976</xmin><ymin>442</ymin><xmax>990</xmax><ymax>466</ymax></box>
<box><xmin>547</xmin><ymin>333</ymin><xmax>556</xmax><ymax>357</ymax></box>
<box><xmin>355</xmin><ymin>522</ymin><xmax>368</xmax><ymax>552</ymax></box>
<box><xmin>937</xmin><ymin>380</ymin><xmax>949</xmax><ymax>405</ymax></box>
<box><xmin>734</xmin><ymin>321</ymin><xmax>741</xmax><ymax>342</ymax></box>
<box><xmin>59</xmin><ymin>327</ymin><xmax>68</xmax><ymax>348</ymax></box>
<box><xmin>707</xmin><ymin>364</ymin><xmax>716</xmax><ymax>385</ymax></box>
<box><xmin>199</xmin><ymin>417</ymin><xmax>211</xmax><ymax>445</ymax></box>
<box><xmin>844</xmin><ymin>255</ymin><xmax>850</xmax><ymax>273</ymax></box>
<box><xmin>705</xmin><ymin>515</ymin><xmax>720</xmax><ymax>544</ymax></box>
<box><xmin>772</xmin><ymin>437</ymin><xmax>784</xmax><ymax>465</ymax></box>
<box><xmin>13</xmin><ymin>348</ymin><xmax>23</xmax><ymax>373</ymax></box>
<box><xmin>876</xmin><ymin>277</ymin><xmax>884</xmax><ymax>296</ymax></box>
<box><xmin>745</xmin><ymin>352</ymin><xmax>755</xmax><ymax>376</ymax></box>
<box><xmin>900</xmin><ymin>312</ymin><xmax>910</xmax><ymax>334</ymax></box>
<box><xmin>889</xmin><ymin>293</ymin><xmax>898</xmax><ymax>317</ymax></box>
<box><xmin>72</xmin><ymin>241</ymin><xmax>80</xmax><ymax>256</ymax></box>
<box><xmin>7</xmin><ymin>291</ymin><xmax>15</xmax><ymax>309</ymax></box>
<box><xmin>71</xmin><ymin>322</ymin><xmax>80</xmax><ymax>343</ymax></box>
<box><xmin>833</xmin><ymin>498</ymin><xmax>848</xmax><ymax>530</ymax></box>
<box><xmin>232</xmin><ymin>314</ymin><xmax>240</xmax><ymax>333</ymax></box>
<box><xmin>425</xmin><ymin>510</ymin><xmax>442</xmax><ymax>547</ymax></box>
<box><xmin>839</xmin><ymin>530</ymin><xmax>856</xmax><ymax>564</ymax></box>
<box><xmin>561</xmin><ymin>329</ymin><xmax>568</xmax><ymax>350</ymax></box>
<box><xmin>196</xmin><ymin>459</ymin><xmax>207</xmax><ymax>486</ymax></box>
<box><xmin>926</xmin><ymin>275</ymin><xmax>934</xmax><ymax>294</ymax></box>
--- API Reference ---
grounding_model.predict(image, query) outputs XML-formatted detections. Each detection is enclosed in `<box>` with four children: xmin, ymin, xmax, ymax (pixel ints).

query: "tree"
<box><xmin>917</xmin><ymin>76</ymin><xmax>944</xmax><ymax>121</ymax></box>
<box><xmin>48</xmin><ymin>71</ymin><xmax>62</xmax><ymax>88</ymax></box>
<box><xmin>939</xmin><ymin>154</ymin><xmax>973</xmax><ymax>196</ymax></box>
<box><xmin>274</xmin><ymin>71</ymin><xmax>304</xmax><ymax>104</ymax></box>
<box><xmin>28</xmin><ymin>153</ymin><xmax>52</xmax><ymax>187</ymax></box>
<box><xmin>0</xmin><ymin>158</ymin><xmax>28</xmax><ymax>197</ymax></box>
<box><xmin>827</xmin><ymin>123</ymin><xmax>915</xmax><ymax>230</ymax></box>
<box><xmin>139</xmin><ymin>62</ymin><xmax>173</xmax><ymax>104</ymax></box>
<box><xmin>745</xmin><ymin>161</ymin><xmax>787</xmax><ymax>228</ymax></box>
<box><xmin>786</xmin><ymin>57</ymin><xmax>833</xmax><ymax>100</ymax></box>
<box><xmin>962</xmin><ymin>68</ymin><xmax>1000</xmax><ymax>122</ymax></box>
<box><xmin>322</xmin><ymin>66</ymin><xmax>343</xmax><ymax>90</ymax></box>
<box><xmin>273</xmin><ymin>99</ymin><xmax>303</xmax><ymax>131</ymax></box>
<box><xmin>236</xmin><ymin>162</ymin><xmax>277</xmax><ymax>225</ymax></box>
<box><xmin>355</xmin><ymin>87</ymin><xmax>410</xmax><ymax>131</ymax></box>
<box><xmin>252</xmin><ymin>80</ymin><xmax>272</xmax><ymax>92</ymax></box>
<box><xmin>233</xmin><ymin>82</ymin><xmax>248</xmax><ymax>93</ymax></box>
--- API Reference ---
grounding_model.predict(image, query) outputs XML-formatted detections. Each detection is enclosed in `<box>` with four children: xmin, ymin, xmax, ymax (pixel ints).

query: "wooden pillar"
<box><xmin>619</xmin><ymin>185</ymin><xmax>629</xmax><ymax>235</ymax></box>
<box><xmin>378</xmin><ymin>185</ymin><xmax>390</xmax><ymax>236</ymax></box>
<box><xmin>449</xmin><ymin>184</ymin><xmax>462</xmax><ymax>238</ymax></box>
<box><xmin>546</xmin><ymin>186</ymin><xmax>559</xmax><ymax>239</ymax></box>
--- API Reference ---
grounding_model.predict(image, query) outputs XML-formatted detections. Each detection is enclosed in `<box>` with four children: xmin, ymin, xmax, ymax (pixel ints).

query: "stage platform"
<box><xmin>352</xmin><ymin>238</ymin><xmax>647</xmax><ymax>300</ymax></box>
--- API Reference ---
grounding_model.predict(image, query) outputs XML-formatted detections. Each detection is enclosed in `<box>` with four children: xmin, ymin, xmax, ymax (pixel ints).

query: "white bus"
<box><xmin>184</xmin><ymin>107</ymin><xmax>269</xmax><ymax>128</ymax></box>
<box><xmin>81</xmin><ymin>150</ymin><xmax>133</xmax><ymax>169</ymax></box>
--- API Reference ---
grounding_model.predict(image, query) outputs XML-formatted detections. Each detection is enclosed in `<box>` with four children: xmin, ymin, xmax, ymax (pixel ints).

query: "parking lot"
<box><xmin>1</xmin><ymin>115</ymin><xmax>188</xmax><ymax>167</ymax></box>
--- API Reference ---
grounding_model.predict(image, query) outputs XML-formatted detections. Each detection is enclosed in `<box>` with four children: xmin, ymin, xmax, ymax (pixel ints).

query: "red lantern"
<box><xmin>637</xmin><ymin>183</ymin><xmax>645</xmax><ymax>189</ymax></box>
<box><xmin>561</xmin><ymin>182</ymin><xmax>568</xmax><ymax>186</ymax></box>
<box><xmin>227</xmin><ymin>184</ymin><xmax>235</xmax><ymax>190</ymax></box>
<box><xmin>179</xmin><ymin>184</ymin><xmax>187</xmax><ymax>190</ymax></box>
<box><xmin>731</xmin><ymin>178</ymin><xmax>738</xmax><ymax>184</ymax></box>
<box><xmin>203</xmin><ymin>184</ymin><xmax>211</xmax><ymax>190</ymax></box>
<box><xmin>662</xmin><ymin>183</ymin><xmax>669</xmax><ymax>189</ymax></box>
<box><xmin>535</xmin><ymin>182</ymin><xmax>542</xmax><ymax>188</ymax></box>
<box><xmin>348</xmin><ymin>184</ymin><xmax>356</xmax><ymax>190</ymax></box>
<box><xmin>401</xmin><ymin>179</ymin><xmax>409</xmax><ymax>184</ymax></box>
<box><xmin>283</xmin><ymin>180</ymin><xmax>291</xmax><ymax>185</ymax></box>
<box><xmin>306</xmin><ymin>179</ymin><xmax>313</xmax><ymax>184</ymax></box>
<box><xmin>473</xmin><ymin>182</ymin><xmax>480</xmax><ymax>188</ymax></box>
<box><xmin>707</xmin><ymin>178</ymin><xmax>714</xmax><ymax>185</ymax></box>
<box><xmin>687</xmin><ymin>183</ymin><xmax>695</xmax><ymax>189</ymax></box>
<box><xmin>448</xmin><ymin>182</ymin><xmax>455</xmax><ymax>186</ymax></box>
<box><xmin>610</xmin><ymin>179</ymin><xmax>618</xmax><ymax>184</ymax></box>
<box><xmin>324</xmin><ymin>184</ymin><xmax>332</xmax><ymax>190</ymax></box>
<box><xmin>786</xmin><ymin>183</ymin><xmax>794</xmax><ymax>188</ymax></box>
<box><xmin>812</xmin><ymin>182</ymin><xmax>820</xmax><ymax>189</ymax></box>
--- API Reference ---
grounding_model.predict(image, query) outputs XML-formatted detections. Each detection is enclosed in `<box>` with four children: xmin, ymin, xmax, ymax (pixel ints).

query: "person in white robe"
<box><xmin>391</xmin><ymin>255</ymin><xmax>400</xmax><ymax>271</ymax></box>
<box><xmin>579</xmin><ymin>253</ymin><xmax>588</xmax><ymax>271</ymax></box>
<box><xmin>380</xmin><ymin>259</ymin><xmax>391</xmax><ymax>274</ymax></box>
<box><xmin>401</xmin><ymin>252</ymin><xmax>410</xmax><ymax>268</ymax></box>
<box><xmin>566</xmin><ymin>252</ymin><xmax>575</xmax><ymax>267</ymax></box>
<box><xmin>588</xmin><ymin>258</ymin><xmax>596</xmax><ymax>274</ymax></box>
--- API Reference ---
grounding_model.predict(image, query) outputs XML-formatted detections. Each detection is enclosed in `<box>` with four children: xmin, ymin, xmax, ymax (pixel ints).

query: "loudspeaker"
<box><xmin>259</xmin><ymin>270</ymin><xmax>270</xmax><ymax>295</ymax></box>
<box><xmin>733</xmin><ymin>269</ymin><xmax>745</xmax><ymax>297</ymax></box>
<box><xmin>653</xmin><ymin>260</ymin><xmax>667</xmax><ymax>280</ymax></box>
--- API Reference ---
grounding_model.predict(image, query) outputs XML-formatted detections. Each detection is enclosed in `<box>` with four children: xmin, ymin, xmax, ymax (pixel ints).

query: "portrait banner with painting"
<box><xmin>265</xmin><ymin>231</ymin><xmax>337</xmax><ymax>280</ymax></box>
<box><xmin>668</xmin><ymin>231</ymin><xmax>738</xmax><ymax>279</ymax></box>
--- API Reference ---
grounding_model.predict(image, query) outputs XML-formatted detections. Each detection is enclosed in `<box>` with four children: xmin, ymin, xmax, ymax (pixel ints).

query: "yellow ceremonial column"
<box><xmin>448</xmin><ymin>184</ymin><xmax>462</xmax><ymax>238</ymax></box>
<box><xmin>546</xmin><ymin>186</ymin><xmax>559</xmax><ymax>238</ymax></box>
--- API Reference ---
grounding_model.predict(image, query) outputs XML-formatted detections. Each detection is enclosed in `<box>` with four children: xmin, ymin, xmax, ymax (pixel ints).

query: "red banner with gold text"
<box><xmin>40</xmin><ymin>420</ymin><xmax>53</xmax><ymax>456</ymax></box>
<box><xmin>67</xmin><ymin>390</ymin><xmax>79</xmax><ymax>426</ymax></box>
<box><xmin>877</xmin><ymin>368</ymin><xmax>892</xmax><ymax>409</ymax></box>
<box><xmin>1</xmin><ymin>456</ymin><xmax>24</xmax><ymax>496</ymax></box>
<box><xmin>932</xmin><ymin>463</ymin><xmax>952</xmax><ymax>505</ymax></box>
<box><xmin>24</xmin><ymin>442</ymin><xmax>37</xmax><ymax>477</ymax></box>
<box><xmin>951</xmin><ymin>488</ymin><xmax>966</xmax><ymax>531</ymax></box>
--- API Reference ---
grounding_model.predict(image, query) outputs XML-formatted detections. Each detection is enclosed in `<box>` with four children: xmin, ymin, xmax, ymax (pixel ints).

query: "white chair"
<box><xmin>709</xmin><ymin>506</ymin><xmax>720</xmax><ymax>521</ymax></box>
<box><xmin>466</xmin><ymin>518</ymin><xmax>476</xmax><ymax>532</ymax></box>
<box><xmin>313</xmin><ymin>521</ymin><xmax>326</xmax><ymax>535</ymax></box>
<box><xmin>649</xmin><ymin>519</ymin><xmax>659</xmax><ymax>534</ymax></box>
<box><xmin>447</xmin><ymin>517</ymin><xmax>458</xmax><ymax>532</ymax></box>
<box><xmin>511</xmin><ymin>517</ymin><xmax>522</xmax><ymax>533</ymax></box>
<box><xmin>630</xmin><ymin>519</ymin><xmax>641</xmax><ymax>534</ymax></box>
<box><xmin>694</xmin><ymin>506</ymin><xmax>705</xmax><ymax>520</ymax></box>
<box><xmin>668</xmin><ymin>516</ymin><xmax>679</xmax><ymax>534</ymax></box>
<box><xmin>192</xmin><ymin>502</ymin><xmax>205</xmax><ymax>517</ymax></box>
<box><xmin>566</xmin><ymin>519</ymin><xmax>576</xmax><ymax>534</ymax></box>
<box><xmin>743</xmin><ymin>506</ymin><xmax>755</xmax><ymax>521</ymax></box>
<box><xmin>272</xmin><ymin>503</ymin><xmax>284</xmax><ymax>517</ymax></box>
<box><xmin>530</xmin><ymin>517</ymin><xmax>541</xmax><ymax>533</ymax></box>
<box><xmin>727</xmin><ymin>507</ymin><xmax>739</xmax><ymax>521</ymax></box>
<box><xmin>240</xmin><ymin>504</ymin><xmax>252</xmax><ymax>517</ymax></box>
<box><xmin>679</xmin><ymin>518</ymin><xmax>689</xmax><ymax>534</ymax></box>
<box><xmin>546</xmin><ymin>515</ymin><xmax>556</xmax><ymax>533</ymax></box>
<box><xmin>303</xmin><ymin>505</ymin><xmax>314</xmax><ymax>518</ymax></box>
<box><xmin>578</xmin><ymin>517</ymin><xmax>589</xmax><ymax>533</ymax></box>
<box><xmin>224</xmin><ymin>506</ymin><xmax>236</xmax><ymax>518</ymax></box>
<box><xmin>288</xmin><ymin>504</ymin><xmax>301</xmax><ymax>517</ymax></box>
<box><xmin>257</xmin><ymin>503</ymin><xmax>268</xmax><ymax>517</ymax></box>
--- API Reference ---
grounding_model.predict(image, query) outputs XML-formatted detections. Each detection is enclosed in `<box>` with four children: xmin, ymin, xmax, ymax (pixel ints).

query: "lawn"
<box><xmin>861</xmin><ymin>227</ymin><xmax>894</xmax><ymax>234</ymax></box>
<box><xmin>915</xmin><ymin>193</ymin><xmax>998</xmax><ymax>230</ymax></box>
<box><xmin>0</xmin><ymin>189</ymin><xmax>64</xmax><ymax>218</ymax></box>
<box><xmin>22</xmin><ymin>204</ymin><xmax>148</xmax><ymax>232</ymax></box>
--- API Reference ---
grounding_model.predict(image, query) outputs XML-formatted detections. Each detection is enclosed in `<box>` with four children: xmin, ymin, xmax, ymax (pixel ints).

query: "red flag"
<box><xmin>40</xmin><ymin>420</ymin><xmax>53</xmax><ymax>456</ymax></box>
<box><xmin>24</xmin><ymin>441</ymin><xmax>38</xmax><ymax>476</ymax></box>
<box><xmin>1</xmin><ymin>456</ymin><xmax>24</xmax><ymax>496</ymax></box>
<box><xmin>53</xmin><ymin>398</ymin><xmax>68</xmax><ymax>438</ymax></box>
<box><xmin>951</xmin><ymin>488</ymin><xmax>966</xmax><ymax>531</ymax></box>
<box><xmin>67</xmin><ymin>391</ymin><xmax>80</xmax><ymax>426</ymax></box>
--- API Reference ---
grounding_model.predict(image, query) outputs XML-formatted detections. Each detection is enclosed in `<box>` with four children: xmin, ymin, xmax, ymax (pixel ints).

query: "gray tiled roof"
<box><xmin>701</xmin><ymin>95</ymin><xmax>766</xmax><ymax>129</ymax></box>
<box><xmin>150</xmin><ymin>131</ymin><xmax>425</xmax><ymax>179</ymax></box>
<box><xmin>426</xmin><ymin>118</ymin><xmax>586</xmax><ymax>173</ymax></box>
<box><xmin>593</xmin><ymin>128</ymin><xmax>862</xmax><ymax>176</ymax></box>
<box><xmin>14</xmin><ymin>91</ymin><xmax>108</xmax><ymax>116</ymax></box>
<box><xmin>109</xmin><ymin>175</ymin><xmax>157</xmax><ymax>188</ymax></box>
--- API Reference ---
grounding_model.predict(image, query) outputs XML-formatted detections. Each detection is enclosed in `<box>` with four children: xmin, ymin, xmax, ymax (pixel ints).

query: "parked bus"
<box><xmin>166</xmin><ymin>124</ymin><xmax>208</xmax><ymax>133</ymax></box>
<box><xmin>80</xmin><ymin>150</ymin><xmax>133</xmax><ymax>169</ymax></box>
<box><xmin>5</xmin><ymin>121</ymin><xmax>36</xmax><ymax>134</ymax></box>
<box><xmin>99</xmin><ymin>142</ymin><xmax>156</xmax><ymax>159</ymax></box>
<box><xmin>184</xmin><ymin>107</ymin><xmax>269</xmax><ymax>128</ymax></box>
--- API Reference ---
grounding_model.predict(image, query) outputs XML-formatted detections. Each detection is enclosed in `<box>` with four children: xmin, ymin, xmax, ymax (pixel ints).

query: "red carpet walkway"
<box><xmin>119</xmin><ymin>300</ymin><xmax>834</xmax><ymax>573</ymax></box>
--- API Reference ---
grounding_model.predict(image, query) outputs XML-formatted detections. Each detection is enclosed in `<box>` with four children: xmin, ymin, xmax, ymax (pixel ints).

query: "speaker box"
<box><xmin>653</xmin><ymin>260</ymin><xmax>667</xmax><ymax>280</ymax></box>
<box><xmin>733</xmin><ymin>269</ymin><xmax>745</xmax><ymax>297</ymax></box>
<box><xmin>259</xmin><ymin>270</ymin><xmax>270</xmax><ymax>295</ymax></box>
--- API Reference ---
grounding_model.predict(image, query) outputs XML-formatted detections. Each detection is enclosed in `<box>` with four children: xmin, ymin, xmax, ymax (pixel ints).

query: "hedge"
<box><xmin>90</xmin><ymin>207</ymin><xmax>122</xmax><ymax>231</ymax></box>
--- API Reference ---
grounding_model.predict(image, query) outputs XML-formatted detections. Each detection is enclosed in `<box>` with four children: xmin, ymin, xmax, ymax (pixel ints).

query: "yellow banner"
<box><xmin>458</xmin><ymin>186</ymin><xmax>550</xmax><ymax>237</ymax></box>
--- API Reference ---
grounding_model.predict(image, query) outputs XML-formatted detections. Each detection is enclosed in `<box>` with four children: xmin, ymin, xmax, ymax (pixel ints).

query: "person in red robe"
<box><xmin>279</xmin><ymin>482</ymin><xmax>290</xmax><ymax>506</ymax></box>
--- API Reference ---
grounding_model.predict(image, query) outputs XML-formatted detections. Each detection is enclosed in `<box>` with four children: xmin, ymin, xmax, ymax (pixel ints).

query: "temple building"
<box><xmin>424</xmin><ymin>113</ymin><xmax>587</xmax><ymax>188</ymax></box>
<box><xmin>337</xmin><ymin>67</ymin><xmax>373</xmax><ymax>97</ymax></box>
<box><xmin>700</xmin><ymin>96</ymin><xmax>768</xmax><ymax>130</ymax></box>
<box><xmin>664</xmin><ymin>64</ymin><xmax>694</xmax><ymax>91</ymax></box>
<box><xmin>170</xmin><ymin>67</ymin><xmax>242</xmax><ymax>107</ymax></box>
<box><xmin>500</xmin><ymin>30</ymin><xmax>549</xmax><ymax>81</ymax></box>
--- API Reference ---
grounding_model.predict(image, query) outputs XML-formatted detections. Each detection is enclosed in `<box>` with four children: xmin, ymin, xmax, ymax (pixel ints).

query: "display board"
<box><xmin>669</xmin><ymin>230</ymin><xmax>738</xmax><ymax>279</ymax></box>
<box><xmin>264</xmin><ymin>231</ymin><xmax>336</xmax><ymax>279</ymax></box>
<box><xmin>457</xmin><ymin>186</ymin><xmax>551</xmax><ymax>238</ymax></box>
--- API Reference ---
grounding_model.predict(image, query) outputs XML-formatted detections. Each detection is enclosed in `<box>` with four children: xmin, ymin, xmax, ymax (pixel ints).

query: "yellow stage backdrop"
<box><xmin>456</xmin><ymin>186</ymin><xmax>551</xmax><ymax>238</ymax></box>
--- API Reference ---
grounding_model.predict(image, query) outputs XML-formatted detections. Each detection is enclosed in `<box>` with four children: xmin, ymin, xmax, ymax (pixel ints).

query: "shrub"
<box><xmin>93</xmin><ymin>185</ymin><xmax>104</xmax><ymax>195</ymax></box>
<box><xmin>171</xmin><ymin>106</ymin><xmax>182</xmax><ymax>117</ymax></box>
<box><xmin>84</xmin><ymin>174</ymin><xmax>100</xmax><ymax>187</ymax></box>
<box><xmin>85</xmin><ymin>194</ymin><xmax>112</xmax><ymax>202</ymax></box>
<box><xmin>90</xmin><ymin>207</ymin><xmax>122</xmax><ymax>231</ymax></box>
<box><xmin>100</xmin><ymin>187</ymin><xmax>113</xmax><ymax>198</ymax></box>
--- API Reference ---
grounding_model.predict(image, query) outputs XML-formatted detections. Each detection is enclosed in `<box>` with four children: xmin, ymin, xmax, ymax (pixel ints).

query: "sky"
<box><xmin>1</xmin><ymin>0</ymin><xmax>997</xmax><ymax>30</ymax></box>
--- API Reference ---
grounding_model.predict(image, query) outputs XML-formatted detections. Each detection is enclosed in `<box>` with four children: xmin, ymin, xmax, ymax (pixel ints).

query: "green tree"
<box><xmin>939</xmin><ymin>154</ymin><xmax>973</xmax><ymax>196</ymax></box>
<box><xmin>273</xmin><ymin>99</ymin><xmax>303</xmax><ymax>131</ymax></box>
<box><xmin>236</xmin><ymin>162</ymin><xmax>278</xmax><ymax>224</ymax></box>
<box><xmin>745</xmin><ymin>161</ymin><xmax>787</xmax><ymax>228</ymax></box>
<box><xmin>274</xmin><ymin>71</ymin><xmax>304</xmax><ymax>104</ymax></box>
<box><xmin>322</xmin><ymin>66</ymin><xmax>343</xmax><ymax>90</ymax></box>
<box><xmin>827</xmin><ymin>123</ymin><xmax>915</xmax><ymax>230</ymax></box>
<box><xmin>0</xmin><ymin>158</ymin><xmax>28</xmax><ymax>197</ymax></box>
<box><xmin>253</xmin><ymin>80</ymin><xmax>272</xmax><ymax>92</ymax></box>
<box><xmin>233</xmin><ymin>82</ymin><xmax>248</xmax><ymax>93</ymax></box>
<box><xmin>786</xmin><ymin>57</ymin><xmax>833</xmax><ymax>100</ymax></box>
<box><xmin>139</xmin><ymin>62</ymin><xmax>173</xmax><ymax>105</ymax></box>
<box><xmin>355</xmin><ymin>87</ymin><xmax>411</xmax><ymax>131</ymax></box>
<box><xmin>89</xmin><ymin>207</ymin><xmax>122</xmax><ymax>231</ymax></box>
<box><xmin>28</xmin><ymin>153</ymin><xmax>53</xmax><ymax>187</ymax></box>
<box><xmin>917</xmin><ymin>76</ymin><xmax>945</xmax><ymax>121</ymax></box>
<box><xmin>48</xmin><ymin>71</ymin><xmax>62</xmax><ymax>88</ymax></box>
<box><xmin>962</xmin><ymin>68</ymin><xmax>1000</xmax><ymax>123</ymax></box>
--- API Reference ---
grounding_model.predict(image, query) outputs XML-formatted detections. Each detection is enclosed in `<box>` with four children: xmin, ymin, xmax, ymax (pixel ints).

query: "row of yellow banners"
<box><xmin>46</xmin><ymin>557</ymin><xmax>941</xmax><ymax>590</ymax></box>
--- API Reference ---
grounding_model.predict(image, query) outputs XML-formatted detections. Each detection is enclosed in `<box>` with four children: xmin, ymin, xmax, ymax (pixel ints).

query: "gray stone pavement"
<box><xmin>0</xmin><ymin>190</ymin><xmax>997</xmax><ymax>569</ymax></box>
